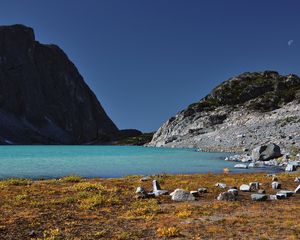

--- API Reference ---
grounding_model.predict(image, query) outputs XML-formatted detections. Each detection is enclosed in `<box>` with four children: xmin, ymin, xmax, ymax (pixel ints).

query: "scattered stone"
<box><xmin>294</xmin><ymin>177</ymin><xmax>300</xmax><ymax>182</ymax></box>
<box><xmin>251</xmin><ymin>143</ymin><xmax>281</xmax><ymax>161</ymax></box>
<box><xmin>295</xmin><ymin>185</ymin><xmax>300</xmax><ymax>194</ymax></box>
<box><xmin>215</xmin><ymin>183</ymin><xmax>227</xmax><ymax>189</ymax></box>
<box><xmin>152</xmin><ymin>180</ymin><xmax>169</xmax><ymax>196</ymax></box>
<box><xmin>271</xmin><ymin>181</ymin><xmax>281</xmax><ymax>189</ymax></box>
<box><xmin>140</xmin><ymin>176</ymin><xmax>151</xmax><ymax>181</ymax></box>
<box><xmin>228</xmin><ymin>189</ymin><xmax>238</xmax><ymax>196</ymax></box>
<box><xmin>251</xmin><ymin>194</ymin><xmax>268</xmax><ymax>201</ymax></box>
<box><xmin>276</xmin><ymin>190</ymin><xmax>294</xmax><ymax>199</ymax></box>
<box><xmin>171</xmin><ymin>189</ymin><xmax>196</xmax><ymax>201</ymax></box>
<box><xmin>217</xmin><ymin>192</ymin><xmax>236</xmax><ymax>201</ymax></box>
<box><xmin>267</xmin><ymin>174</ymin><xmax>276</xmax><ymax>177</ymax></box>
<box><xmin>234</xmin><ymin>164</ymin><xmax>248</xmax><ymax>169</ymax></box>
<box><xmin>269</xmin><ymin>195</ymin><xmax>278</xmax><ymax>200</ymax></box>
<box><xmin>228</xmin><ymin>186</ymin><xmax>237</xmax><ymax>190</ymax></box>
<box><xmin>153</xmin><ymin>180</ymin><xmax>161</xmax><ymax>191</ymax></box>
<box><xmin>136</xmin><ymin>186</ymin><xmax>146</xmax><ymax>194</ymax></box>
<box><xmin>190</xmin><ymin>191</ymin><xmax>199</xmax><ymax>197</ymax></box>
<box><xmin>198</xmin><ymin>187</ymin><xmax>208</xmax><ymax>193</ymax></box>
<box><xmin>258</xmin><ymin>189</ymin><xmax>266</xmax><ymax>194</ymax></box>
<box><xmin>239</xmin><ymin>184</ymin><xmax>251</xmax><ymax>192</ymax></box>
<box><xmin>249</xmin><ymin>182</ymin><xmax>260</xmax><ymax>190</ymax></box>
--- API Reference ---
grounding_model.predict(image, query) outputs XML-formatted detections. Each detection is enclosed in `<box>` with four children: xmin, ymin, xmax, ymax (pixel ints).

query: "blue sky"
<box><xmin>1</xmin><ymin>0</ymin><xmax>299</xmax><ymax>132</ymax></box>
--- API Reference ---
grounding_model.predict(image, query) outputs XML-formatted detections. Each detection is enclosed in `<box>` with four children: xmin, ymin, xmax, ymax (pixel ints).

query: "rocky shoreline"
<box><xmin>223</xmin><ymin>143</ymin><xmax>300</xmax><ymax>173</ymax></box>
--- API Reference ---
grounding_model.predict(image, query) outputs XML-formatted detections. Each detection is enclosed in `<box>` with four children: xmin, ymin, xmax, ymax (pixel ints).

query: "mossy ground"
<box><xmin>0</xmin><ymin>172</ymin><xmax>299</xmax><ymax>239</ymax></box>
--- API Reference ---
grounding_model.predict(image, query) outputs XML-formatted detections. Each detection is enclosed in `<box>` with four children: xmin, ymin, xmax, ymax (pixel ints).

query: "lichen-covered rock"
<box><xmin>240</xmin><ymin>184</ymin><xmax>251</xmax><ymax>192</ymax></box>
<box><xmin>0</xmin><ymin>24</ymin><xmax>119</xmax><ymax>144</ymax></box>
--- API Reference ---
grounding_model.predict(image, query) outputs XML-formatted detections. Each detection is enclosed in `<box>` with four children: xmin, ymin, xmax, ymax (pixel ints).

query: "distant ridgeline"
<box><xmin>0</xmin><ymin>24</ymin><xmax>140</xmax><ymax>144</ymax></box>
<box><xmin>148</xmin><ymin>71</ymin><xmax>300</xmax><ymax>152</ymax></box>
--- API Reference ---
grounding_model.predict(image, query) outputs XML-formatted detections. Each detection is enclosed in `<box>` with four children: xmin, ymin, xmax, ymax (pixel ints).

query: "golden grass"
<box><xmin>0</xmin><ymin>172</ymin><xmax>299</xmax><ymax>239</ymax></box>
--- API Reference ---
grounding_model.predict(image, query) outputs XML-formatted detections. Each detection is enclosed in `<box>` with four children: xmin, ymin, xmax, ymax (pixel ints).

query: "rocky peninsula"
<box><xmin>148</xmin><ymin>71</ymin><xmax>300</xmax><ymax>154</ymax></box>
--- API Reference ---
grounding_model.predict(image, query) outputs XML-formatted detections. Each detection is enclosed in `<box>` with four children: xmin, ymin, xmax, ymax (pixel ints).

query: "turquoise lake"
<box><xmin>0</xmin><ymin>146</ymin><xmax>277</xmax><ymax>179</ymax></box>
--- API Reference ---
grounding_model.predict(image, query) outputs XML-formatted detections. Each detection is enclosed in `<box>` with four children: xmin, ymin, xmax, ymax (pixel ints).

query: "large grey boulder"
<box><xmin>170</xmin><ymin>189</ymin><xmax>195</xmax><ymax>201</ymax></box>
<box><xmin>251</xmin><ymin>143</ymin><xmax>282</xmax><ymax>161</ymax></box>
<box><xmin>251</xmin><ymin>194</ymin><xmax>268</xmax><ymax>201</ymax></box>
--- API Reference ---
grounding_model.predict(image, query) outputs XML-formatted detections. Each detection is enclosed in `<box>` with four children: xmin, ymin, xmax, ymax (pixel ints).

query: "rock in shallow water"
<box><xmin>234</xmin><ymin>164</ymin><xmax>248</xmax><ymax>169</ymax></box>
<box><xmin>251</xmin><ymin>143</ymin><xmax>281</xmax><ymax>161</ymax></box>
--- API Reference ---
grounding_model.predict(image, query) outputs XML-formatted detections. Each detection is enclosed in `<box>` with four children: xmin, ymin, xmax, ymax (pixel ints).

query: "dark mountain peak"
<box><xmin>0</xmin><ymin>24</ymin><xmax>119</xmax><ymax>144</ymax></box>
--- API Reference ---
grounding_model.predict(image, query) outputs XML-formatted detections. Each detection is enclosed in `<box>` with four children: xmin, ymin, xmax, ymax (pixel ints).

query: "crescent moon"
<box><xmin>288</xmin><ymin>40</ymin><xmax>294</xmax><ymax>46</ymax></box>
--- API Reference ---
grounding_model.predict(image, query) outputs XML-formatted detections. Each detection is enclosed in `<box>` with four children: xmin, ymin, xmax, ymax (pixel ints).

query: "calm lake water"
<box><xmin>0</xmin><ymin>146</ymin><xmax>276</xmax><ymax>179</ymax></box>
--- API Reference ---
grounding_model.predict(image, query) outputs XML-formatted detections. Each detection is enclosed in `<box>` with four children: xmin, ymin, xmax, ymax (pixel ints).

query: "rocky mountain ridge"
<box><xmin>0</xmin><ymin>24</ymin><xmax>119</xmax><ymax>144</ymax></box>
<box><xmin>148</xmin><ymin>71</ymin><xmax>300</xmax><ymax>152</ymax></box>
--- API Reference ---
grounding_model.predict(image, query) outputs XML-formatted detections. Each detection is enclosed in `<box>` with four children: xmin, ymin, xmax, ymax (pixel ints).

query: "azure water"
<box><xmin>0</xmin><ymin>146</ymin><xmax>276</xmax><ymax>179</ymax></box>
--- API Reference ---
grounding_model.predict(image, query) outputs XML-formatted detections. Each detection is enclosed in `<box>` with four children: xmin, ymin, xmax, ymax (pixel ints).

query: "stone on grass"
<box><xmin>276</xmin><ymin>190</ymin><xmax>294</xmax><ymax>199</ymax></box>
<box><xmin>215</xmin><ymin>183</ymin><xmax>227</xmax><ymax>189</ymax></box>
<box><xmin>217</xmin><ymin>192</ymin><xmax>236</xmax><ymax>201</ymax></box>
<box><xmin>251</xmin><ymin>194</ymin><xmax>268</xmax><ymax>201</ymax></box>
<box><xmin>198</xmin><ymin>187</ymin><xmax>208</xmax><ymax>193</ymax></box>
<box><xmin>249</xmin><ymin>182</ymin><xmax>260</xmax><ymax>190</ymax></box>
<box><xmin>152</xmin><ymin>180</ymin><xmax>169</xmax><ymax>196</ymax></box>
<box><xmin>294</xmin><ymin>177</ymin><xmax>300</xmax><ymax>182</ymax></box>
<box><xmin>294</xmin><ymin>185</ymin><xmax>300</xmax><ymax>194</ymax></box>
<box><xmin>269</xmin><ymin>195</ymin><xmax>278</xmax><ymax>200</ymax></box>
<box><xmin>239</xmin><ymin>184</ymin><xmax>251</xmax><ymax>192</ymax></box>
<box><xmin>171</xmin><ymin>189</ymin><xmax>196</xmax><ymax>201</ymax></box>
<box><xmin>271</xmin><ymin>181</ymin><xmax>281</xmax><ymax>189</ymax></box>
<box><xmin>228</xmin><ymin>189</ymin><xmax>238</xmax><ymax>196</ymax></box>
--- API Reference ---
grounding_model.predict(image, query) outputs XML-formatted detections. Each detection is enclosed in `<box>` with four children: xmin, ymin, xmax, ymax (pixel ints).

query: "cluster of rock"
<box><xmin>216</xmin><ymin>175</ymin><xmax>300</xmax><ymax>201</ymax></box>
<box><xmin>135</xmin><ymin>179</ymin><xmax>207</xmax><ymax>201</ymax></box>
<box><xmin>226</xmin><ymin>143</ymin><xmax>300</xmax><ymax>171</ymax></box>
<box><xmin>136</xmin><ymin>175</ymin><xmax>300</xmax><ymax>202</ymax></box>
<box><xmin>147</xmin><ymin>71</ymin><xmax>300</xmax><ymax>152</ymax></box>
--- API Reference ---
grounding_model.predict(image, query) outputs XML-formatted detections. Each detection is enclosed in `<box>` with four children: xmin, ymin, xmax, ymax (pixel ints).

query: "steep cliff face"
<box><xmin>148</xmin><ymin>71</ymin><xmax>300</xmax><ymax>151</ymax></box>
<box><xmin>0</xmin><ymin>24</ymin><xmax>119</xmax><ymax>144</ymax></box>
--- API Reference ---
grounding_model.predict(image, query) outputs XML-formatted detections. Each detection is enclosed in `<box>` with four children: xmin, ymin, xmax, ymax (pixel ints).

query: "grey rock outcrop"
<box><xmin>0</xmin><ymin>24</ymin><xmax>119</xmax><ymax>144</ymax></box>
<box><xmin>147</xmin><ymin>71</ymin><xmax>300</xmax><ymax>152</ymax></box>
<box><xmin>251</xmin><ymin>143</ymin><xmax>282</xmax><ymax>161</ymax></box>
<box><xmin>217</xmin><ymin>192</ymin><xmax>236</xmax><ymax>201</ymax></box>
